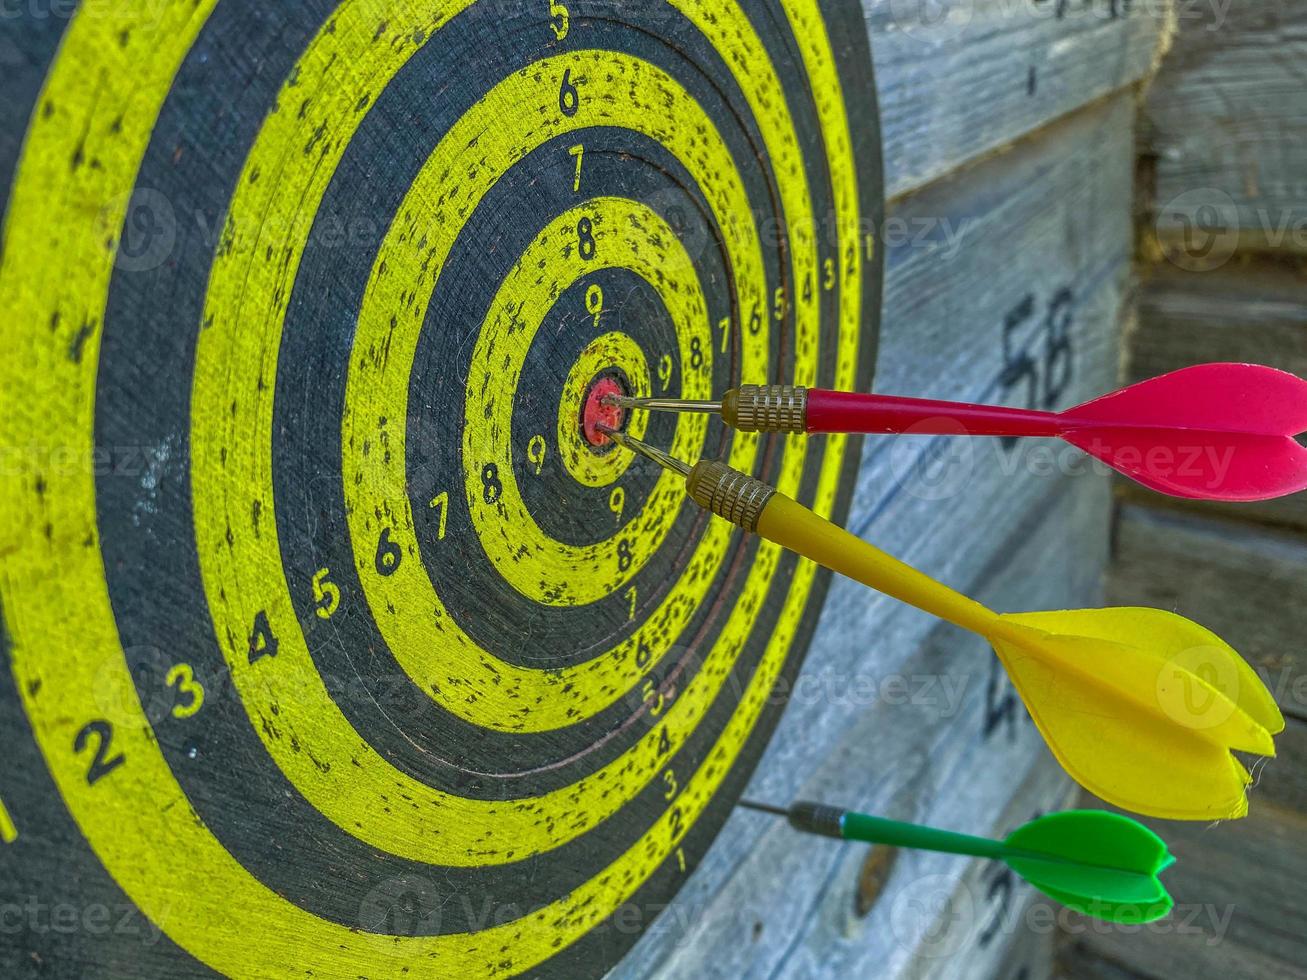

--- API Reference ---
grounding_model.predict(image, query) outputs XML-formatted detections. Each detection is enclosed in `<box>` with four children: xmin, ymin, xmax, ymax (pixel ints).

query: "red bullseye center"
<box><xmin>583</xmin><ymin>376</ymin><xmax>626</xmax><ymax>447</ymax></box>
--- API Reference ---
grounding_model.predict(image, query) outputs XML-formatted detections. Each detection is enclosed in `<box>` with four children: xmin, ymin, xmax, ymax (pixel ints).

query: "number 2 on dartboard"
<box><xmin>74</xmin><ymin>720</ymin><xmax>124</xmax><ymax>786</ymax></box>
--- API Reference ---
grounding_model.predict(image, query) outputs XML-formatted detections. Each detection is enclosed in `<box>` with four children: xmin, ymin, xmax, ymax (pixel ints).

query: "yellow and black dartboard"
<box><xmin>0</xmin><ymin>1</ymin><xmax>881</xmax><ymax>975</ymax></box>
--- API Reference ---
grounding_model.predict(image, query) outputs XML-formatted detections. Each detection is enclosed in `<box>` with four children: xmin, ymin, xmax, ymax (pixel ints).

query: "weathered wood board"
<box><xmin>1095</xmin><ymin>6</ymin><xmax>1307</xmax><ymax>979</ymax></box>
<box><xmin>1056</xmin><ymin>801</ymin><xmax>1307</xmax><ymax>980</ymax></box>
<box><xmin>1143</xmin><ymin>0</ymin><xmax>1307</xmax><ymax>260</ymax></box>
<box><xmin>1123</xmin><ymin>259</ymin><xmax>1307</xmax><ymax>532</ymax></box>
<box><xmin>867</xmin><ymin>0</ymin><xmax>1171</xmax><ymax>201</ymax></box>
<box><xmin>1134</xmin><ymin>261</ymin><xmax>1307</xmax><ymax>383</ymax></box>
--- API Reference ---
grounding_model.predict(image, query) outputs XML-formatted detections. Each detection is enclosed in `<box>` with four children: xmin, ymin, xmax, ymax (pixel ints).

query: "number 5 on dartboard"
<box><xmin>312</xmin><ymin>567</ymin><xmax>341</xmax><ymax>619</ymax></box>
<box><xmin>548</xmin><ymin>0</ymin><xmax>569</xmax><ymax>39</ymax></box>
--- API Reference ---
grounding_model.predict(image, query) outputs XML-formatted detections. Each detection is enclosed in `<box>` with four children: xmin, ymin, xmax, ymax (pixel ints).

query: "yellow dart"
<box><xmin>601</xmin><ymin>427</ymin><xmax>1284</xmax><ymax>822</ymax></box>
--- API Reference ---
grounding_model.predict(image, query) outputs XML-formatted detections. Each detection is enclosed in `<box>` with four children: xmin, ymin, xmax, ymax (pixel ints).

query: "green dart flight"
<box><xmin>742</xmin><ymin>801</ymin><xmax>1175</xmax><ymax>924</ymax></box>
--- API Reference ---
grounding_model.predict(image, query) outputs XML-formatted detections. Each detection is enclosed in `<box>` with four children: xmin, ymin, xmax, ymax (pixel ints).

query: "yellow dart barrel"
<box><xmin>686</xmin><ymin>460</ymin><xmax>998</xmax><ymax>636</ymax></box>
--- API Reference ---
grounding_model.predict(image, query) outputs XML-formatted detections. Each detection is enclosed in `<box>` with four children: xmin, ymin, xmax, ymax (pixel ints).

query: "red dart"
<box><xmin>615</xmin><ymin>363</ymin><xmax>1307</xmax><ymax>502</ymax></box>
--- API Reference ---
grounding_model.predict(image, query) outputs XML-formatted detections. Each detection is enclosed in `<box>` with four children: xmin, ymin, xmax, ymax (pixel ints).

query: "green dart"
<box><xmin>740</xmin><ymin>800</ymin><xmax>1175</xmax><ymax>924</ymax></box>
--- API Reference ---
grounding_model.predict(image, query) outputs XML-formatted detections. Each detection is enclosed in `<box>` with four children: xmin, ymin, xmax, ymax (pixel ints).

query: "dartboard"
<box><xmin>0</xmin><ymin>1</ymin><xmax>881</xmax><ymax>976</ymax></box>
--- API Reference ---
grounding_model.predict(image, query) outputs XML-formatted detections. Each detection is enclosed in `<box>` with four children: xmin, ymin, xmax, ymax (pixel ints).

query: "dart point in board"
<box><xmin>583</xmin><ymin>375</ymin><xmax>628</xmax><ymax>447</ymax></box>
<box><xmin>611</xmin><ymin>363</ymin><xmax>1307</xmax><ymax>502</ymax></box>
<box><xmin>601</xmin><ymin>426</ymin><xmax>1284</xmax><ymax>822</ymax></box>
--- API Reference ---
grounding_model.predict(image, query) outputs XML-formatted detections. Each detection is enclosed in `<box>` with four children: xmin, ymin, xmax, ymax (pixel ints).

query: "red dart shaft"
<box><xmin>805</xmin><ymin>388</ymin><xmax>1062</xmax><ymax>437</ymax></box>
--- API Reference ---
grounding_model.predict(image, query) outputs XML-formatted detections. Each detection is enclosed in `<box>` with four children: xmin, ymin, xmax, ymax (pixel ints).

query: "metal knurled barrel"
<box><xmin>685</xmin><ymin>460</ymin><xmax>777</xmax><ymax>533</ymax></box>
<box><xmin>787</xmin><ymin>801</ymin><xmax>845</xmax><ymax>840</ymax></box>
<box><xmin>722</xmin><ymin>384</ymin><xmax>809</xmax><ymax>433</ymax></box>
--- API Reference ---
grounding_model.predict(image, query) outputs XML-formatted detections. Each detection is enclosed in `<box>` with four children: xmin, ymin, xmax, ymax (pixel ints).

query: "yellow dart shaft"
<box><xmin>755</xmin><ymin>492</ymin><xmax>1001</xmax><ymax>638</ymax></box>
<box><xmin>605</xmin><ymin>427</ymin><xmax>1004</xmax><ymax>637</ymax></box>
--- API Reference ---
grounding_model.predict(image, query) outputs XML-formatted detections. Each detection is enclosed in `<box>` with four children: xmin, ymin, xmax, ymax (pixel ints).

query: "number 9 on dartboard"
<box><xmin>0</xmin><ymin>1</ymin><xmax>882</xmax><ymax>976</ymax></box>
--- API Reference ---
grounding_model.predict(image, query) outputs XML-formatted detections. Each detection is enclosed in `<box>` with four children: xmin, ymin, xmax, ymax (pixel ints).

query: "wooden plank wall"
<box><xmin>1059</xmin><ymin>2</ymin><xmax>1307</xmax><ymax>978</ymax></box>
<box><xmin>620</xmin><ymin>2</ymin><xmax>1175</xmax><ymax>976</ymax></box>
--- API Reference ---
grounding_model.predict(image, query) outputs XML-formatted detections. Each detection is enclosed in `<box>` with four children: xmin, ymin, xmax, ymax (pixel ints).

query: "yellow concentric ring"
<box><xmin>344</xmin><ymin>49</ymin><xmax>770</xmax><ymax>731</ymax></box>
<box><xmin>556</xmin><ymin>333</ymin><xmax>651</xmax><ymax>488</ymax></box>
<box><xmin>462</xmin><ymin>198</ymin><xmax>712</xmax><ymax>607</ymax></box>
